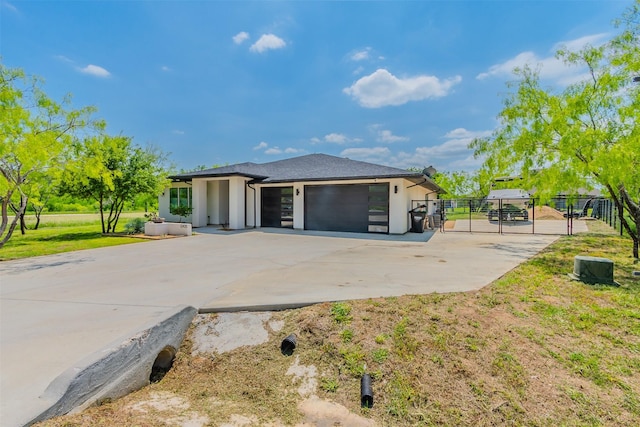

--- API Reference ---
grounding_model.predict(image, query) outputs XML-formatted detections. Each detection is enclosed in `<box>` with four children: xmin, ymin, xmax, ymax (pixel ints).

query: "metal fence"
<box><xmin>427</xmin><ymin>197</ymin><xmax>619</xmax><ymax>236</ymax></box>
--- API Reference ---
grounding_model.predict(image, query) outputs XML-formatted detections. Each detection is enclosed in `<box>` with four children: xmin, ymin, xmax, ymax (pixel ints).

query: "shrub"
<box><xmin>124</xmin><ymin>218</ymin><xmax>146</xmax><ymax>234</ymax></box>
<box><xmin>330</xmin><ymin>302</ymin><xmax>352</xmax><ymax>324</ymax></box>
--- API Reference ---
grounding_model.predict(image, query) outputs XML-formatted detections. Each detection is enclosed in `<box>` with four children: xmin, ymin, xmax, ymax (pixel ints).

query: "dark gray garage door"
<box><xmin>304</xmin><ymin>184</ymin><xmax>389</xmax><ymax>233</ymax></box>
<box><xmin>262</xmin><ymin>187</ymin><xmax>293</xmax><ymax>228</ymax></box>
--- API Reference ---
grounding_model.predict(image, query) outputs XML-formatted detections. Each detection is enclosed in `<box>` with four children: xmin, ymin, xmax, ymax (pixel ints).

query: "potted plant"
<box><xmin>145</xmin><ymin>212</ymin><xmax>165</xmax><ymax>223</ymax></box>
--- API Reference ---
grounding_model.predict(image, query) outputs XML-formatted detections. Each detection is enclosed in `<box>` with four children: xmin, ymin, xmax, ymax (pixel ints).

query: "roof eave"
<box><xmin>260</xmin><ymin>173</ymin><xmax>422</xmax><ymax>184</ymax></box>
<box><xmin>168</xmin><ymin>172</ymin><xmax>267</xmax><ymax>181</ymax></box>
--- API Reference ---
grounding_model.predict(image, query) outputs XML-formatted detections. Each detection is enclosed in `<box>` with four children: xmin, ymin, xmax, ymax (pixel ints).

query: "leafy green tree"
<box><xmin>27</xmin><ymin>172</ymin><xmax>59</xmax><ymax>230</ymax></box>
<box><xmin>472</xmin><ymin>1</ymin><xmax>640</xmax><ymax>258</ymax></box>
<box><xmin>432</xmin><ymin>170</ymin><xmax>492</xmax><ymax>199</ymax></box>
<box><xmin>60</xmin><ymin>134</ymin><xmax>170</xmax><ymax>233</ymax></box>
<box><xmin>177</xmin><ymin>163</ymin><xmax>226</xmax><ymax>174</ymax></box>
<box><xmin>0</xmin><ymin>64</ymin><xmax>97</xmax><ymax>248</ymax></box>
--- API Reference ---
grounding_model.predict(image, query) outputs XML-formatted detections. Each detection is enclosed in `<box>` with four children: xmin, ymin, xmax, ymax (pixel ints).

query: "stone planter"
<box><xmin>144</xmin><ymin>222</ymin><xmax>192</xmax><ymax>236</ymax></box>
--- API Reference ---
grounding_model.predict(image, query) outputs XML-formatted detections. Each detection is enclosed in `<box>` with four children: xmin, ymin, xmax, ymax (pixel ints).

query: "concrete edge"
<box><xmin>198</xmin><ymin>301</ymin><xmax>332</xmax><ymax>313</ymax></box>
<box><xmin>26</xmin><ymin>305</ymin><xmax>198</xmax><ymax>426</ymax></box>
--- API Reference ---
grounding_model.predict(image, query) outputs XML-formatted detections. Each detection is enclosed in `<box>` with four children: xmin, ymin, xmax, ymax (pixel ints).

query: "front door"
<box><xmin>261</xmin><ymin>187</ymin><xmax>293</xmax><ymax>228</ymax></box>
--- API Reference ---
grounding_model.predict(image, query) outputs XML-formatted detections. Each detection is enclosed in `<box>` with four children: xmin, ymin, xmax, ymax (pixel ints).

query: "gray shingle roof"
<box><xmin>170</xmin><ymin>153</ymin><xmax>444</xmax><ymax>192</ymax></box>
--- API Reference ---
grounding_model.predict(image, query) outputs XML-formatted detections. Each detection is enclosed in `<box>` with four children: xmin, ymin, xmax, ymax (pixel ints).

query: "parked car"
<box><xmin>488</xmin><ymin>203</ymin><xmax>529</xmax><ymax>221</ymax></box>
<box><xmin>485</xmin><ymin>189</ymin><xmax>530</xmax><ymax>222</ymax></box>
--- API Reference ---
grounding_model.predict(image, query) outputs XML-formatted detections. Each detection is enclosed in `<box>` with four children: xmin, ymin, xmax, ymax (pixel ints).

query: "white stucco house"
<box><xmin>159</xmin><ymin>153</ymin><xmax>445</xmax><ymax>234</ymax></box>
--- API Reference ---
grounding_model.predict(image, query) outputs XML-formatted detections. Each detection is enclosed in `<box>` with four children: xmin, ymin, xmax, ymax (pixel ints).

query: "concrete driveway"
<box><xmin>0</xmin><ymin>229</ymin><xmax>559</xmax><ymax>426</ymax></box>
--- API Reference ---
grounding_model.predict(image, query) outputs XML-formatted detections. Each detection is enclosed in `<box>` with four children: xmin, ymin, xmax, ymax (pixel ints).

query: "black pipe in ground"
<box><xmin>361</xmin><ymin>374</ymin><xmax>373</xmax><ymax>408</ymax></box>
<box><xmin>280</xmin><ymin>334</ymin><xmax>297</xmax><ymax>356</ymax></box>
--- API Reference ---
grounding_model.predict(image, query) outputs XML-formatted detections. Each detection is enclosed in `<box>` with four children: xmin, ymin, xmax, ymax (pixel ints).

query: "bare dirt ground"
<box><xmin>527</xmin><ymin>205</ymin><xmax>567</xmax><ymax>220</ymax></box>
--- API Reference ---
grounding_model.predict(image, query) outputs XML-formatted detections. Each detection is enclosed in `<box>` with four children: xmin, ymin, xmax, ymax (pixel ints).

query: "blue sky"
<box><xmin>1</xmin><ymin>0</ymin><xmax>631</xmax><ymax>172</ymax></box>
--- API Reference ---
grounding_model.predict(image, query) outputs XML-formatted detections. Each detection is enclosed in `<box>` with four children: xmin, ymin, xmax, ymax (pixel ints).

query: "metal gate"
<box><xmin>433</xmin><ymin>197</ymin><xmax>615</xmax><ymax>236</ymax></box>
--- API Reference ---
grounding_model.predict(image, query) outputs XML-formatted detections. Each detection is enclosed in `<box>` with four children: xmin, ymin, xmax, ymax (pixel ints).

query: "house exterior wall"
<box><xmin>228</xmin><ymin>176</ymin><xmax>247</xmax><ymax>230</ymax></box>
<box><xmin>161</xmin><ymin>176</ymin><xmax>437</xmax><ymax>233</ymax></box>
<box><xmin>293</xmin><ymin>184</ymin><xmax>304</xmax><ymax>229</ymax></box>
<box><xmin>256</xmin><ymin>178</ymin><xmax>431</xmax><ymax>234</ymax></box>
<box><xmin>192</xmin><ymin>180</ymin><xmax>207</xmax><ymax>227</ymax></box>
<box><xmin>161</xmin><ymin>179</ymin><xmax>230</xmax><ymax>227</ymax></box>
<box><xmin>388</xmin><ymin>178</ymin><xmax>406</xmax><ymax>234</ymax></box>
<box><xmin>158</xmin><ymin>182</ymin><xmax>193</xmax><ymax>223</ymax></box>
<box><xmin>388</xmin><ymin>178</ymin><xmax>436</xmax><ymax>233</ymax></box>
<box><xmin>246</xmin><ymin>184</ymin><xmax>257</xmax><ymax>228</ymax></box>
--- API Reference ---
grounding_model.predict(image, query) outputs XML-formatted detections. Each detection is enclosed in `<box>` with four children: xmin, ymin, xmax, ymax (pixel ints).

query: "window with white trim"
<box><xmin>169</xmin><ymin>187</ymin><xmax>191</xmax><ymax>209</ymax></box>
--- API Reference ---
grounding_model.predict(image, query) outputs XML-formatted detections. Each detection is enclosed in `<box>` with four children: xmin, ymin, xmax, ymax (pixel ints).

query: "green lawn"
<box><xmin>0</xmin><ymin>216</ymin><xmax>146</xmax><ymax>261</ymax></box>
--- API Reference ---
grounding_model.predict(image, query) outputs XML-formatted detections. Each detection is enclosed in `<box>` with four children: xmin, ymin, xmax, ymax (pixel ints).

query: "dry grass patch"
<box><xmin>36</xmin><ymin>223</ymin><xmax>640</xmax><ymax>426</ymax></box>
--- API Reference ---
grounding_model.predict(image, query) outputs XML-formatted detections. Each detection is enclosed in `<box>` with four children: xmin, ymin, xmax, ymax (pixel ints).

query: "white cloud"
<box><xmin>263</xmin><ymin>146</ymin><xmax>301</xmax><ymax>155</ymax></box>
<box><xmin>265</xmin><ymin>147</ymin><xmax>282</xmax><ymax>155</ymax></box>
<box><xmin>312</xmin><ymin>133</ymin><xmax>362</xmax><ymax>145</ymax></box>
<box><xmin>414</xmin><ymin>139</ymin><xmax>474</xmax><ymax>158</ymax></box>
<box><xmin>394</xmin><ymin>150</ymin><xmax>484</xmax><ymax>171</ymax></box>
<box><xmin>340</xmin><ymin>147</ymin><xmax>391</xmax><ymax>163</ymax></box>
<box><xmin>79</xmin><ymin>64</ymin><xmax>111</xmax><ymax>78</ymax></box>
<box><xmin>377</xmin><ymin>129</ymin><xmax>408</xmax><ymax>143</ymax></box>
<box><xmin>444</xmin><ymin>128</ymin><xmax>490</xmax><ymax>140</ymax></box>
<box><xmin>54</xmin><ymin>55</ymin><xmax>74</xmax><ymax>64</ymax></box>
<box><xmin>343</xmin><ymin>68</ymin><xmax>462</xmax><ymax>108</ymax></box>
<box><xmin>55</xmin><ymin>55</ymin><xmax>111</xmax><ymax>78</ymax></box>
<box><xmin>477</xmin><ymin>51</ymin><xmax>539</xmax><ymax>80</ymax></box>
<box><xmin>350</xmin><ymin>48</ymin><xmax>371</xmax><ymax>61</ymax></box>
<box><xmin>353</xmin><ymin>66</ymin><xmax>365</xmax><ymax>76</ymax></box>
<box><xmin>253</xmin><ymin>141</ymin><xmax>268</xmax><ymax>150</ymax></box>
<box><xmin>233</xmin><ymin>31</ymin><xmax>250</xmax><ymax>45</ymax></box>
<box><xmin>172</xmin><ymin>130</ymin><xmax>185</xmax><ymax>135</ymax></box>
<box><xmin>2</xmin><ymin>2</ymin><xmax>18</xmax><ymax>13</ymax></box>
<box><xmin>552</xmin><ymin>33</ymin><xmax>609</xmax><ymax>52</ymax></box>
<box><xmin>477</xmin><ymin>33</ymin><xmax>610</xmax><ymax>85</ymax></box>
<box><xmin>391</xmin><ymin>128</ymin><xmax>492</xmax><ymax>170</ymax></box>
<box><xmin>335</xmin><ymin>128</ymin><xmax>492</xmax><ymax>170</ymax></box>
<box><xmin>324</xmin><ymin>133</ymin><xmax>349</xmax><ymax>144</ymax></box>
<box><xmin>284</xmin><ymin>147</ymin><xmax>305</xmax><ymax>154</ymax></box>
<box><xmin>161</xmin><ymin>65</ymin><xmax>171</xmax><ymax>72</ymax></box>
<box><xmin>250</xmin><ymin>34</ymin><xmax>286</xmax><ymax>53</ymax></box>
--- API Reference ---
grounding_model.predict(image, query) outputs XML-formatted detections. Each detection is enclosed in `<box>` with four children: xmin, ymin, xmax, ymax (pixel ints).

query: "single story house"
<box><xmin>159</xmin><ymin>153</ymin><xmax>445</xmax><ymax>234</ymax></box>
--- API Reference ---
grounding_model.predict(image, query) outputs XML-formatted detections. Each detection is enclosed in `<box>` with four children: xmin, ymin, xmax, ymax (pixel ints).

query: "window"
<box><xmin>368</xmin><ymin>184</ymin><xmax>389</xmax><ymax>233</ymax></box>
<box><xmin>170</xmin><ymin>187</ymin><xmax>191</xmax><ymax>209</ymax></box>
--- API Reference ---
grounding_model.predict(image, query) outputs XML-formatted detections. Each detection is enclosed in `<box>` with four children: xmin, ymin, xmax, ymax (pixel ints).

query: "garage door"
<box><xmin>304</xmin><ymin>184</ymin><xmax>389</xmax><ymax>233</ymax></box>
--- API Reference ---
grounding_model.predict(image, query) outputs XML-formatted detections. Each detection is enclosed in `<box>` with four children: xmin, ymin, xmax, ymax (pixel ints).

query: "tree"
<box><xmin>0</xmin><ymin>64</ymin><xmax>97</xmax><ymax>248</ymax></box>
<box><xmin>432</xmin><ymin>170</ymin><xmax>493</xmax><ymax>199</ymax></box>
<box><xmin>472</xmin><ymin>1</ymin><xmax>640</xmax><ymax>258</ymax></box>
<box><xmin>60</xmin><ymin>134</ymin><xmax>170</xmax><ymax>233</ymax></box>
<box><xmin>27</xmin><ymin>172</ymin><xmax>59</xmax><ymax>230</ymax></box>
<box><xmin>170</xmin><ymin>205</ymin><xmax>192</xmax><ymax>223</ymax></box>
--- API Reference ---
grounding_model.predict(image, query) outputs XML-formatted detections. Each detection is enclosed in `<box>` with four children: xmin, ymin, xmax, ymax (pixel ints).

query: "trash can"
<box><xmin>410</xmin><ymin>211</ymin><xmax>426</xmax><ymax>233</ymax></box>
